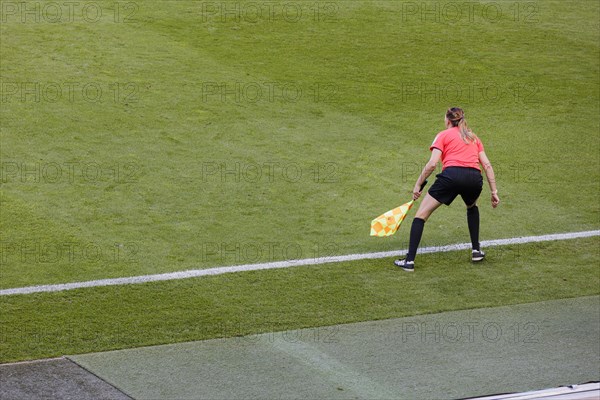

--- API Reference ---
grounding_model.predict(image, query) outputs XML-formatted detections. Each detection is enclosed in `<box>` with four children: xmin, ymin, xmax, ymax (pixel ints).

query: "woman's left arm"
<box><xmin>412</xmin><ymin>149</ymin><xmax>441</xmax><ymax>200</ymax></box>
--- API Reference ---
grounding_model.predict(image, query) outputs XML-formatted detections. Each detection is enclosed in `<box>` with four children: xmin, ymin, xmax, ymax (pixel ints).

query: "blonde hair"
<box><xmin>446</xmin><ymin>107</ymin><xmax>476</xmax><ymax>143</ymax></box>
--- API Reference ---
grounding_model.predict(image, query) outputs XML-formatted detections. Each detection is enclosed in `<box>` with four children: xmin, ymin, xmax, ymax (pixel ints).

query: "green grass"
<box><xmin>1</xmin><ymin>0</ymin><xmax>599</xmax><ymax>362</ymax></box>
<box><xmin>1</xmin><ymin>237</ymin><xmax>598</xmax><ymax>363</ymax></box>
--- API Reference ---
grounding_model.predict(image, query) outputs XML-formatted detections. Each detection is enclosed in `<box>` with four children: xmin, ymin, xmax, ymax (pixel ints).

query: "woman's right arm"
<box><xmin>479</xmin><ymin>151</ymin><xmax>500</xmax><ymax>208</ymax></box>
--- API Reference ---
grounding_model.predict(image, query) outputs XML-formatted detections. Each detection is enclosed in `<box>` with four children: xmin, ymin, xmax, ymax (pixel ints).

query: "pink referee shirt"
<box><xmin>430</xmin><ymin>126</ymin><xmax>484</xmax><ymax>171</ymax></box>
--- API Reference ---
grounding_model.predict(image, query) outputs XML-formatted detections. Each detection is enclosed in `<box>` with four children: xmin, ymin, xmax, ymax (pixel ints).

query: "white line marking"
<box><xmin>1</xmin><ymin>230</ymin><xmax>598</xmax><ymax>296</ymax></box>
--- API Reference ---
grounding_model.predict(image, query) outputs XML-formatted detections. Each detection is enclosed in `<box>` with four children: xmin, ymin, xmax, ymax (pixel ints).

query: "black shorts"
<box><xmin>428</xmin><ymin>167</ymin><xmax>483</xmax><ymax>206</ymax></box>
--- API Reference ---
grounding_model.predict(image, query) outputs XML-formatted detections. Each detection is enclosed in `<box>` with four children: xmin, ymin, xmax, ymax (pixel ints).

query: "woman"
<box><xmin>395</xmin><ymin>107</ymin><xmax>500</xmax><ymax>272</ymax></box>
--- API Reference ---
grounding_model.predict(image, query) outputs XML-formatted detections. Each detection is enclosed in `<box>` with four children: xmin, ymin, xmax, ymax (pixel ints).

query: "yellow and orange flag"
<box><xmin>370</xmin><ymin>200</ymin><xmax>415</xmax><ymax>237</ymax></box>
<box><xmin>370</xmin><ymin>180</ymin><xmax>427</xmax><ymax>237</ymax></box>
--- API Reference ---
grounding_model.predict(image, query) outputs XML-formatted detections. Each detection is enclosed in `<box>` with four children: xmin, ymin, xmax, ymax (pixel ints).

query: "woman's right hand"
<box><xmin>491</xmin><ymin>192</ymin><xmax>500</xmax><ymax>208</ymax></box>
<box><xmin>412</xmin><ymin>184</ymin><xmax>423</xmax><ymax>201</ymax></box>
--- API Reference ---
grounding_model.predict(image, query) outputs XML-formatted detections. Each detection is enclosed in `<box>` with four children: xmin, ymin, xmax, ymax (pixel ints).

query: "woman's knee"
<box><xmin>466</xmin><ymin>201</ymin><xmax>478</xmax><ymax>209</ymax></box>
<box><xmin>415</xmin><ymin>195</ymin><xmax>442</xmax><ymax>220</ymax></box>
<box><xmin>415</xmin><ymin>209</ymin><xmax>431</xmax><ymax>221</ymax></box>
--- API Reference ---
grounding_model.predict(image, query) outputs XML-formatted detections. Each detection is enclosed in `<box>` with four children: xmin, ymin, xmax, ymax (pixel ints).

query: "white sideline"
<box><xmin>1</xmin><ymin>230</ymin><xmax>598</xmax><ymax>296</ymax></box>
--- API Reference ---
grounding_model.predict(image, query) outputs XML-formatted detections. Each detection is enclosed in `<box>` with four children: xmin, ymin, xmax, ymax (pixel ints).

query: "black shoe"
<box><xmin>394</xmin><ymin>258</ymin><xmax>414</xmax><ymax>272</ymax></box>
<box><xmin>472</xmin><ymin>249</ymin><xmax>485</xmax><ymax>262</ymax></box>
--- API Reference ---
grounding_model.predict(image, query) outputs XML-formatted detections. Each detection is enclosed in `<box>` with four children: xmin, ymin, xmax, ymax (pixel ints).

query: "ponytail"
<box><xmin>446</xmin><ymin>107</ymin><xmax>476</xmax><ymax>144</ymax></box>
<box><xmin>458</xmin><ymin>118</ymin><xmax>476</xmax><ymax>143</ymax></box>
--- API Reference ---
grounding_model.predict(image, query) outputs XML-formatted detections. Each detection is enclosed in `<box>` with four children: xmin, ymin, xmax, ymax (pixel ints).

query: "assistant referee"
<box><xmin>395</xmin><ymin>107</ymin><xmax>500</xmax><ymax>272</ymax></box>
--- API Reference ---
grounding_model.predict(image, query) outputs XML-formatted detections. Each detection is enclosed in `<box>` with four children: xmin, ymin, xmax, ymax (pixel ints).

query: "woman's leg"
<box><xmin>466</xmin><ymin>202</ymin><xmax>480</xmax><ymax>251</ymax></box>
<box><xmin>415</xmin><ymin>194</ymin><xmax>443</xmax><ymax>221</ymax></box>
<box><xmin>406</xmin><ymin>194</ymin><xmax>443</xmax><ymax>262</ymax></box>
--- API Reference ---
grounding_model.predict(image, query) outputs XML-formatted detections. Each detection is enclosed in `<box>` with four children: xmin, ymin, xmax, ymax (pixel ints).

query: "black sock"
<box><xmin>406</xmin><ymin>218</ymin><xmax>425</xmax><ymax>262</ymax></box>
<box><xmin>467</xmin><ymin>206</ymin><xmax>480</xmax><ymax>251</ymax></box>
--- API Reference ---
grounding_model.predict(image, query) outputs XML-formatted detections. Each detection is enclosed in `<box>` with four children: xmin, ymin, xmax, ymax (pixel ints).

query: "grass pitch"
<box><xmin>0</xmin><ymin>0</ymin><xmax>599</xmax><ymax>362</ymax></box>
